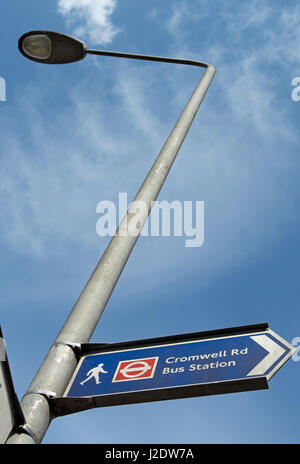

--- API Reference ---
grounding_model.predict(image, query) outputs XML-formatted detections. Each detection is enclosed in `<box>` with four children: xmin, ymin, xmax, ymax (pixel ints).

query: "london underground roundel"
<box><xmin>112</xmin><ymin>357</ymin><xmax>159</xmax><ymax>382</ymax></box>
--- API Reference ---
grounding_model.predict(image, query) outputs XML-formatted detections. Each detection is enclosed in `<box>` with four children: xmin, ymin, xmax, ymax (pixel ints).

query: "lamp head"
<box><xmin>18</xmin><ymin>30</ymin><xmax>88</xmax><ymax>64</ymax></box>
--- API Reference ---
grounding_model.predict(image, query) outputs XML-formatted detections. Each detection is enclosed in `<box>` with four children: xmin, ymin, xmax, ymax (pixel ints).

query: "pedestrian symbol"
<box><xmin>80</xmin><ymin>363</ymin><xmax>108</xmax><ymax>386</ymax></box>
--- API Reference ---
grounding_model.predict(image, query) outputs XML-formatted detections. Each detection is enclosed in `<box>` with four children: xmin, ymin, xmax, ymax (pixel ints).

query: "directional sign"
<box><xmin>50</xmin><ymin>324</ymin><xmax>295</xmax><ymax>417</ymax></box>
<box><xmin>0</xmin><ymin>327</ymin><xmax>25</xmax><ymax>443</ymax></box>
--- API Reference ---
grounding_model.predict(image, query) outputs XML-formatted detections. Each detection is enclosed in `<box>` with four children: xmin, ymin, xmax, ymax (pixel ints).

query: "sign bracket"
<box><xmin>79</xmin><ymin>323</ymin><xmax>270</xmax><ymax>356</ymax></box>
<box><xmin>49</xmin><ymin>375</ymin><xmax>269</xmax><ymax>418</ymax></box>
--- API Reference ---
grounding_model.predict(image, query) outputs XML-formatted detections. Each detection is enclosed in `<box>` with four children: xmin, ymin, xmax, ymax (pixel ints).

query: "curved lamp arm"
<box><xmin>87</xmin><ymin>48</ymin><xmax>213</xmax><ymax>70</ymax></box>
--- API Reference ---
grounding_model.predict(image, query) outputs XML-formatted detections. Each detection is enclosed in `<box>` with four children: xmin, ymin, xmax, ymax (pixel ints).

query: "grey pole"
<box><xmin>7</xmin><ymin>56</ymin><xmax>215</xmax><ymax>444</ymax></box>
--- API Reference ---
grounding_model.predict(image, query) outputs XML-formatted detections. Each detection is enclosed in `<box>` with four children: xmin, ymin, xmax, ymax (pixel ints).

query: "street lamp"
<box><xmin>10</xmin><ymin>31</ymin><xmax>216</xmax><ymax>444</ymax></box>
<box><xmin>19</xmin><ymin>29</ymin><xmax>213</xmax><ymax>69</ymax></box>
<box><xmin>19</xmin><ymin>30</ymin><xmax>87</xmax><ymax>64</ymax></box>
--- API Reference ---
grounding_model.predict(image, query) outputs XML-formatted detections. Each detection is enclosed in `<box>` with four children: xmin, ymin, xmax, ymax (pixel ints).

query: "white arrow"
<box><xmin>247</xmin><ymin>334</ymin><xmax>286</xmax><ymax>377</ymax></box>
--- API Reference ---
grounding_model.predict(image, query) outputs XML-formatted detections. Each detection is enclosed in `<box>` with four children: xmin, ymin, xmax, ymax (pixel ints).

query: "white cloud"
<box><xmin>57</xmin><ymin>0</ymin><xmax>120</xmax><ymax>45</ymax></box>
<box><xmin>164</xmin><ymin>1</ymin><xmax>300</xmax><ymax>141</ymax></box>
<box><xmin>2</xmin><ymin>0</ymin><xmax>300</xmax><ymax>295</ymax></box>
<box><xmin>166</xmin><ymin>3</ymin><xmax>187</xmax><ymax>33</ymax></box>
<box><xmin>0</xmin><ymin>65</ymin><xmax>167</xmax><ymax>261</ymax></box>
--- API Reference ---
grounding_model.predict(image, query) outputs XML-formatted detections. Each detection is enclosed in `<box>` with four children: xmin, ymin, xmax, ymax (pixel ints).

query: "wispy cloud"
<box><xmin>164</xmin><ymin>0</ymin><xmax>300</xmax><ymax>138</ymax></box>
<box><xmin>57</xmin><ymin>0</ymin><xmax>120</xmax><ymax>45</ymax></box>
<box><xmin>2</xmin><ymin>0</ymin><xmax>300</xmax><ymax>293</ymax></box>
<box><xmin>0</xmin><ymin>65</ymin><xmax>167</xmax><ymax>261</ymax></box>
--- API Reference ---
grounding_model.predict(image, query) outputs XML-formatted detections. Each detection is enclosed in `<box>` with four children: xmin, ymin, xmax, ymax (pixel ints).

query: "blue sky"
<box><xmin>1</xmin><ymin>0</ymin><xmax>299</xmax><ymax>444</ymax></box>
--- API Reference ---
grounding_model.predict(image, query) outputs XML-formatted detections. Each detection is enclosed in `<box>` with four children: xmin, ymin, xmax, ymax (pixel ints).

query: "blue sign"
<box><xmin>63</xmin><ymin>325</ymin><xmax>295</xmax><ymax>406</ymax></box>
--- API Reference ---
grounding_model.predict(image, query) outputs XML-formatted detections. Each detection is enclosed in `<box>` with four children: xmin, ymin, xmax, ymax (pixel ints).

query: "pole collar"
<box><xmin>52</xmin><ymin>341</ymin><xmax>82</xmax><ymax>360</ymax></box>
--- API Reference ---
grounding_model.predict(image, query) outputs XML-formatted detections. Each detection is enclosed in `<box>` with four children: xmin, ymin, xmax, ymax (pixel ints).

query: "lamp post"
<box><xmin>8</xmin><ymin>31</ymin><xmax>216</xmax><ymax>444</ymax></box>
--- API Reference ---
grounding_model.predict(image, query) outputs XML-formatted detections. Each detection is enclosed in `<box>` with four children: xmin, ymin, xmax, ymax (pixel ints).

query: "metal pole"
<box><xmin>7</xmin><ymin>61</ymin><xmax>215</xmax><ymax>444</ymax></box>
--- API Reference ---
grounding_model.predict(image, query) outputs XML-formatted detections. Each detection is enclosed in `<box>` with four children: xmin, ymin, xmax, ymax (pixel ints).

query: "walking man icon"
<box><xmin>80</xmin><ymin>363</ymin><xmax>108</xmax><ymax>385</ymax></box>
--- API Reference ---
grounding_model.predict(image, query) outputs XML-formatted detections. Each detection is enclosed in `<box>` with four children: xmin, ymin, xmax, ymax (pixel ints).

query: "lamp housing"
<box><xmin>18</xmin><ymin>30</ymin><xmax>88</xmax><ymax>64</ymax></box>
